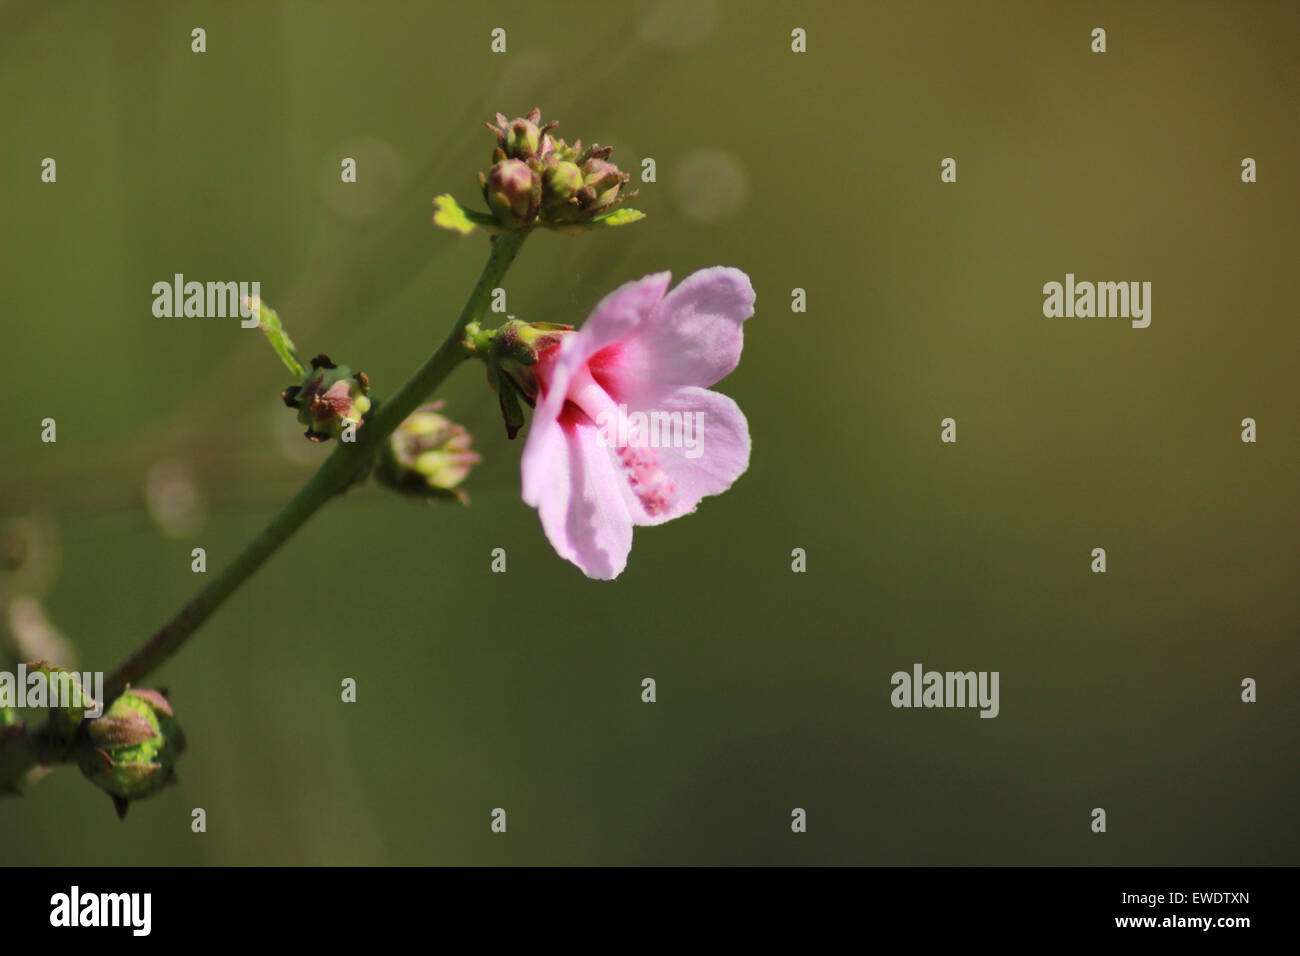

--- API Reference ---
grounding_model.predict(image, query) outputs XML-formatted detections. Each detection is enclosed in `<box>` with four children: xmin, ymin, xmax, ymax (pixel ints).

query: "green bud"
<box><xmin>485</xmin><ymin>108</ymin><xmax>558</xmax><ymax>161</ymax></box>
<box><xmin>581</xmin><ymin>157</ymin><xmax>628</xmax><ymax>206</ymax></box>
<box><xmin>498</xmin><ymin>319</ymin><xmax>572</xmax><ymax>366</ymax></box>
<box><xmin>546</xmin><ymin>137</ymin><xmax>585</xmax><ymax>164</ymax></box>
<box><xmin>481</xmin><ymin>159</ymin><xmax>541</xmax><ymax>229</ymax></box>
<box><xmin>540</xmin><ymin>149</ymin><xmax>635</xmax><ymax>226</ymax></box>
<box><xmin>467</xmin><ymin>111</ymin><xmax>641</xmax><ymax>233</ymax></box>
<box><xmin>76</xmin><ymin>688</ymin><xmax>185</xmax><ymax>820</ymax></box>
<box><xmin>374</xmin><ymin>403</ymin><xmax>482</xmax><ymax>503</ymax></box>
<box><xmin>282</xmin><ymin>354</ymin><xmax>372</xmax><ymax>443</ymax></box>
<box><xmin>507</xmin><ymin>118</ymin><xmax>541</xmax><ymax>159</ymax></box>
<box><xmin>543</xmin><ymin>161</ymin><xmax>584</xmax><ymax>207</ymax></box>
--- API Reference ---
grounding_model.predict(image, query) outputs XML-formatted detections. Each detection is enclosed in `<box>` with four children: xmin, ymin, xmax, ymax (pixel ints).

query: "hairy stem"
<box><xmin>104</xmin><ymin>232</ymin><xmax>528</xmax><ymax>698</ymax></box>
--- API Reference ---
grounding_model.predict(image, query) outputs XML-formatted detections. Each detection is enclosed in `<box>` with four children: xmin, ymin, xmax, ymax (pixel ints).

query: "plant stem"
<box><xmin>104</xmin><ymin>232</ymin><xmax>528</xmax><ymax>698</ymax></box>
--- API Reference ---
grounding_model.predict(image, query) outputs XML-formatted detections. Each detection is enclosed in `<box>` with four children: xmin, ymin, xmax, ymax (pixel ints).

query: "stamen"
<box><xmin>617</xmin><ymin>444</ymin><xmax>674</xmax><ymax>516</ymax></box>
<box><xmin>566</xmin><ymin>367</ymin><xmax>676</xmax><ymax>515</ymax></box>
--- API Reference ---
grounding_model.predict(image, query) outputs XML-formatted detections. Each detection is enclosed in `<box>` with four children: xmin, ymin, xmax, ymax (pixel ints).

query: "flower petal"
<box><xmin>533</xmin><ymin>271</ymin><xmax>673</xmax><ymax>427</ymax></box>
<box><xmin>521</xmin><ymin>416</ymin><xmax>634</xmax><ymax>580</ymax></box>
<box><xmin>598</xmin><ymin>266</ymin><xmax>754</xmax><ymax>392</ymax></box>
<box><xmin>607</xmin><ymin>385</ymin><xmax>751</xmax><ymax>526</ymax></box>
<box><xmin>569</xmin><ymin>271</ymin><xmax>672</xmax><ymax>365</ymax></box>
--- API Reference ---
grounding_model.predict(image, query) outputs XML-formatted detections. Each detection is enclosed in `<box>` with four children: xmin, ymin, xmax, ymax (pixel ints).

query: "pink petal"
<box><xmin>521</xmin><ymin>415</ymin><xmax>634</xmax><ymax>580</ymax></box>
<box><xmin>532</xmin><ymin>271</ymin><xmax>673</xmax><ymax>427</ymax></box>
<box><xmin>606</xmin><ymin>385</ymin><xmax>751</xmax><ymax>526</ymax></box>
<box><xmin>568</xmin><ymin>271</ymin><xmax>672</xmax><ymax>367</ymax></box>
<box><xmin>599</xmin><ymin>267</ymin><xmax>754</xmax><ymax>392</ymax></box>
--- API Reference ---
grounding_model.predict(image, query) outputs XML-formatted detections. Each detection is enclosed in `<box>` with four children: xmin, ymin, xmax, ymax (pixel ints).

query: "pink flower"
<box><xmin>521</xmin><ymin>267</ymin><xmax>755</xmax><ymax>579</ymax></box>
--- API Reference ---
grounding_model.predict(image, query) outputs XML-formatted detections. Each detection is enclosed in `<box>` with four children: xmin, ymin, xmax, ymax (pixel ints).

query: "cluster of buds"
<box><xmin>468</xmin><ymin>318</ymin><xmax>574</xmax><ymax>438</ymax></box>
<box><xmin>76</xmin><ymin>688</ymin><xmax>186</xmax><ymax>820</ymax></box>
<box><xmin>282</xmin><ymin>354</ymin><xmax>372</xmax><ymax>442</ymax></box>
<box><xmin>479</xmin><ymin>109</ymin><xmax>636</xmax><ymax>230</ymax></box>
<box><xmin>374</xmin><ymin>402</ymin><xmax>482</xmax><ymax>503</ymax></box>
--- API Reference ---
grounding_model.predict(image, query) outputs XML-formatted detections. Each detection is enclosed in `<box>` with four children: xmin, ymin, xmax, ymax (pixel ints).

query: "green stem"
<box><xmin>104</xmin><ymin>231</ymin><xmax>528</xmax><ymax>698</ymax></box>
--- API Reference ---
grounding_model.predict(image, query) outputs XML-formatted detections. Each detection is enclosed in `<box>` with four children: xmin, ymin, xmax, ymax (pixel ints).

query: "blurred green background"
<box><xmin>2</xmin><ymin>0</ymin><xmax>1297</xmax><ymax>865</ymax></box>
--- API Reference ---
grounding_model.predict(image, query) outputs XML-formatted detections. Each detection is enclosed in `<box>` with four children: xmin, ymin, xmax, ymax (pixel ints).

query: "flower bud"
<box><xmin>375</xmin><ymin>403</ymin><xmax>481</xmax><ymax>503</ymax></box>
<box><xmin>485</xmin><ymin>108</ymin><xmax>558</xmax><ymax>161</ymax></box>
<box><xmin>76</xmin><ymin>688</ymin><xmax>185</xmax><ymax>820</ymax></box>
<box><xmin>282</xmin><ymin>354</ymin><xmax>372</xmax><ymax>443</ymax></box>
<box><xmin>540</xmin><ymin>148</ymin><xmax>635</xmax><ymax>226</ymax></box>
<box><xmin>542</xmin><ymin>161</ymin><xmax>584</xmax><ymax>207</ymax></box>
<box><xmin>507</xmin><ymin>118</ymin><xmax>540</xmax><ymax>159</ymax></box>
<box><xmin>494</xmin><ymin>320</ymin><xmax>572</xmax><ymax>400</ymax></box>
<box><xmin>581</xmin><ymin>157</ymin><xmax>629</xmax><ymax>206</ymax></box>
<box><xmin>472</xmin><ymin>110</ymin><xmax>639</xmax><ymax>231</ymax></box>
<box><xmin>546</xmin><ymin>137</ymin><xmax>584</xmax><ymax>164</ymax></box>
<box><xmin>480</xmin><ymin>159</ymin><xmax>541</xmax><ymax>229</ymax></box>
<box><xmin>499</xmin><ymin>319</ymin><xmax>571</xmax><ymax>364</ymax></box>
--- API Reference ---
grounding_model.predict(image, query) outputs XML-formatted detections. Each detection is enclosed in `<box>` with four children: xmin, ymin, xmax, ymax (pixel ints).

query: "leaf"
<box><xmin>590</xmin><ymin>208</ymin><xmax>646</xmax><ymax>227</ymax></box>
<box><xmin>543</xmin><ymin>208</ymin><xmax>646</xmax><ymax>235</ymax></box>
<box><xmin>433</xmin><ymin>195</ymin><xmax>498</xmax><ymax>236</ymax></box>
<box><xmin>243</xmin><ymin>297</ymin><xmax>305</xmax><ymax>379</ymax></box>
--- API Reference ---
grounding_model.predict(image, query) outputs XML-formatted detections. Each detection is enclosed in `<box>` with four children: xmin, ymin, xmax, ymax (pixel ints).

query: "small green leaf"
<box><xmin>244</xmin><ymin>297</ymin><xmax>306</xmax><ymax>379</ymax></box>
<box><xmin>590</xmin><ymin>208</ymin><xmax>645</xmax><ymax>227</ymax></box>
<box><xmin>543</xmin><ymin>208</ymin><xmax>646</xmax><ymax>235</ymax></box>
<box><xmin>433</xmin><ymin>195</ymin><xmax>498</xmax><ymax>236</ymax></box>
<box><xmin>496</xmin><ymin>375</ymin><xmax>527</xmax><ymax>440</ymax></box>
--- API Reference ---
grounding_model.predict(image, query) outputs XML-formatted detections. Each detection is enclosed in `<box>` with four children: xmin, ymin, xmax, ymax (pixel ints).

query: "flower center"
<box><xmin>566</xmin><ymin>366</ymin><xmax>675</xmax><ymax>516</ymax></box>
